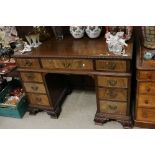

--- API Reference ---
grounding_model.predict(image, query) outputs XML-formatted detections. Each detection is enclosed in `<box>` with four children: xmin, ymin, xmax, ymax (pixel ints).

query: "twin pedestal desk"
<box><xmin>14</xmin><ymin>37</ymin><xmax>134</xmax><ymax>128</ymax></box>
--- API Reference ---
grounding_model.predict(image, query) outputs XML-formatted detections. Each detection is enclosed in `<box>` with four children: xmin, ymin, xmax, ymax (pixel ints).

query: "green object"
<box><xmin>0</xmin><ymin>79</ymin><xmax>28</xmax><ymax>118</ymax></box>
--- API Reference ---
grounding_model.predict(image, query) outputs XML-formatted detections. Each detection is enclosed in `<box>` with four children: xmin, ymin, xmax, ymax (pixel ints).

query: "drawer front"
<box><xmin>98</xmin><ymin>88</ymin><xmax>127</xmax><ymax>101</ymax></box>
<box><xmin>20</xmin><ymin>72</ymin><xmax>43</xmax><ymax>82</ymax></box>
<box><xmin>23</xmin><ymin>83</ymin><xmax>46</xmax><ymax>93</ymax></box>
<box><xmin>16</xmin><ymin>58</ymin><xmax>40</xmax><ymax>68</ymax></box>
<box><xmin>96</xmin><ymin>60</ymin><xmax>128</xmax><ymax>72</ymax></box>
<box><xmin>41</xmin><ymin>59</ymin><xmax>93</xmax><ymax>70</ymax></box>
<box><xmin>27</xmin><ymin>93</ymin><xmax>50</xmax><ymax>106</ymax></box>
<box><xmin>139</xmin><ymin>71</ymin><xmax>155</xmax><ymax>80</ymax></box>
<box><xmin>137</xmin><ymin>95</ymin><xmax>155</xmax><ymax>108</ymax></box>
<box><xmin>97</xmin><ymin>76</ymin><xmax>128</xmax><ymax>88</ymax></box>
<box><xmin>99</xmin><ymin>100</ymin><xmax>127</xmax><ymax>115</ymax></box>
<box><xmin>139</xmin><ymin>82</ymin><xmax>155</xmax><ymax>95</ymax></box>
<box><xmin>136</xmin><ymin>108</ymin><xmax>155</xmax><ymax>123</ymax></box>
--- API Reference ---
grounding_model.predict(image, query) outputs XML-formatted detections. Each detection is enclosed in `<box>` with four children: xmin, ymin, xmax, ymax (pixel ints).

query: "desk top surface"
<box><xmin>14</xmin><ymin>37</ymin><xmax>133</xmax><ymax>60</ymax></box>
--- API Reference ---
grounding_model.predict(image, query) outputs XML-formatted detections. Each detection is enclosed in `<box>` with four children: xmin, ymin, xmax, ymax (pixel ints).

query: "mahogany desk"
<box><xmin>13</xmin><ymin>37</ymin><xmax>133</xmax><ymax>128</ymax></box>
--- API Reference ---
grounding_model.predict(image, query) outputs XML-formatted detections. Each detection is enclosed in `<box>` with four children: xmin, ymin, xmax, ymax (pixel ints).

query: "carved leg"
<box><xmin>65</xmin><ymin>87</ymin><xmax>72</xmax><ymax>95</ymax></box>
<box><xmin>94</xmin><ymin>113</ymin><xmax>109</xmax><ymax>125</ymax></box>
<box><xmin>47</xmin><ymin>111</ymin><xmax>59</xmax><ymax>118</ymax></box>
<box><xmin>47</xmin><ymin>106</ymin><xmax>61</xmax><ymax>119</ymax></box>
<box><xmin>118</xmin><ymin>119</ymin><xmax>133</xmax><ymax>129</ymax></box>
<box><xmin>29</xmin><ymin>108</ymin><xmax>41</xmax><ymax>115</ymax></box>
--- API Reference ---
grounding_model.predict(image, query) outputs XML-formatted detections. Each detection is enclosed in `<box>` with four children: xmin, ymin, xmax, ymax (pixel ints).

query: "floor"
<box><xmin>0</xmin><ymin>90</ymin><xmax>132</xmax><ymax>129</ymax></box>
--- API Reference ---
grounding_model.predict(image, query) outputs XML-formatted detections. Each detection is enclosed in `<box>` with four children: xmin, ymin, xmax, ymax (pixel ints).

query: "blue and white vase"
<box><xmin>85</xmin><ymin>26</ymin><xmax>102</xmax><ymax>39</ymax></box>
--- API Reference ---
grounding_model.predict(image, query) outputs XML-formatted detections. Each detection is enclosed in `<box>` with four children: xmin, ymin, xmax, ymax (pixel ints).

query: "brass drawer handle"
<box><xmin>62</xmin><ymin>62</ymin><xmax>71</xmax><ymax>68</ymax></box>
<box><xmin>27</xmin><ymin>73</ymin><xmax>34</xmax><ymax>79</ymax></box>
<box><xmin>148</xmin><ymin>74</ymin><xmax>152</xmax><ymax>79</ymax></box>
<box><xmin>106</xmin><ymin>62</ymin><xmax>116</xmax><ymax>70</ymax></box>
<box><xmin>107</xmin><ymin>89</ymin><xmax>117</xmax><ymax>98</ymax></box>
<box><xmin>144</xmin><ymin>100</ymin><xmax>149</xmax><ymax>104</ymax></box>
<box><xmin>107</xmin><ymin>80</ymin><xmax>117</xmax><ymax>86</ymax></box>
<box><xmin>31</xmin><ymin>86</ymin><xmax>38</xmax><ymax>91</ymax></box>
<box><xmin>108</xmin><ymin>105</ymin><xmax>117</xmax><ymax>110</ymax></box>
<box><xmin>146</xmin><ymin>87</ymin><xmax>151</xmax><ymax>92</ymax></box>
<box><xmin>36</xmin><ymin>97</ymin><xmax>42</xmax><ymax>102</ymax></box>
<box><xmin>24</xmin><ymin>60</ymin><xmax>32</xmax><ymax>67</ymax></box>
<box><xmin>66</xmin><ymin>63</ymin><xmax>71</xmax><ymax>68</ymax></box>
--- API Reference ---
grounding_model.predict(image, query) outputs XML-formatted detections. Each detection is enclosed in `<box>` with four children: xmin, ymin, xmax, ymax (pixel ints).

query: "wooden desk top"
<box><xmin>14</xmin><ymin>37</ymin><xmax>133</xmax><ymax>60</ymax></box>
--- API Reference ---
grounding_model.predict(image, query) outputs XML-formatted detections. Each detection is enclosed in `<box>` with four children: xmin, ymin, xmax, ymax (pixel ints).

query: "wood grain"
<box><xmin>20</xmin><ymin>72</ymin><xmax>43</xmax><ymax>82</ymax></box>
<box><xmin>97</xmin><ymin>76</ymin><xmax>128</xmax><ymax>88</ymax></box>
<box><xmin>139</xmin><ymin>82</ymin><xmax>155</xmax><ymax>94</ymax></box>
<box><xmin>138</xmin><ymin>71</ymin><xmax>155</xmax><ymax>80</ymax></box>
<box><xmin>96</xmin><ymin>60</ymin><xmax>128</xmax><ymax>72</ymax></box>
<box><xmin>136</xmin><ymin>108</ymin><xmax>155</xmax><ymax>123</ymax></box>
<box><xmin>23</xmin><ymin>82</ymin><xmax>46</xmax><ymax>93</ymax></box>
<box><xmin>99</xmin><ymin>100</ymin><xmax>127</xmax><ymax>115</ymax></box>
<box><xmin>27</xmin><ymin>93</ymin><xmax>50</xmax><ymax>106</ymax></box>
<box><xmin>137</xmin><ymin>94</ymin><xmax>155</xmax><ymax>108</ymax></box>
<box><xmin>98</xmin><ymin>87</ymin><xmax>127</xmax><ymax>101</ymax></box>
<box><xmin>41</xmin><ymin>59</ymin><xmax>93</xmax><ymax>70</ymax></box>
<box><xmin>16</xmin><ymin>58</ymin><xmax>40</xmax><ymax>68</ymax></box>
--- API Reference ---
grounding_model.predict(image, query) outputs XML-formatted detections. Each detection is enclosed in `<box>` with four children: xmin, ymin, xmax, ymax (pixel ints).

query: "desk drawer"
<box><xmin>96</xmin><ymin>60</ymin><xmax>128</xmax><ymax>72</ymax></box>
<box><xmin>98</xmin><ymin>87</ymin><xmax>127</xmax><ymax>101</ymax></box>
<box><xmin>16</xmin><ymin>58</ymin><xmax>40</xmax><ymax>68</ymax></box>
<box><xmin>137</xmin><ymin>95</ymin><xmax>155</xmax><ymax>108</ymax></box>
<box><xmin>136</xmin><ymin>108</ymin><xmax>155</xmax><ymax>123</ymax></box>
<box><xmin>138</xmin><ymin>71</ymin><xmax>155</xmax><ymax>80</ymax></box>
<box><xmin>97</xmin><ymin>76</ymin><xmax>128</xmax><ymax>88</ymax></box>
<box><xmin>99</xmin><ymin>100</ymin><xmax>127</xmax><ymax>115</ymax></box>
<box><xmin>41</xmin><ymin>59</ymin><xmax>93</xmax><ymax>70</ymax></box>
<box><xmin>20</xmin><ymin>72</ymin><xmax>43</xmax><ymax>82</ymax></box>
<box><xmin>139</xmin><ymin>82</ymin><xmax>155</xmax><ymax>95</ymax></box>
<box><xmin>23</xmin><ymin>82</ymin><xmax>46</xmax><ymax>94</ymax></box>
<box><xmin>27</xmin><ymin>93</ymin><xmax>50</xmax><ymax>106</ymax></box>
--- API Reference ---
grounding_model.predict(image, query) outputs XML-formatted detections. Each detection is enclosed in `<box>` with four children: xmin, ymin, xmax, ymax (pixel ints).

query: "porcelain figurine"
<box><xmin>144</xmin><ymin>52</ymin><xmax>153</xmax><ymax>60</ymax></box>
<box><xmin>105</xmin><ymin>32</ymin><xmax>128</xmax><ymax>55</ymax></box>
<box><xmin>70</xmin><ymin>26</ymin><xmax>85</xmax><ymax>39</ymax></box>
<box><xmin>36</xmin><ymin>33</ymin><xmax>42</xmax><ymax>46</ymax></box>
<box><xmin>85</xmin><ymin>26</ymin><xmax>102</xmax><ymax>39</ymax></box>
<box><xmin>106</xmin><ymin>26</ymin><xmax>133</xmax><ymax>41</ymax></box>
<box><xmin>25</xmin><ymin>35</ymin><xmax>33</xmax><ymax>47</ymax></box>
<box><xmin>0</xmin><ymin>26</ymin><xmax>19</xmax><ymax>47</ymax></box>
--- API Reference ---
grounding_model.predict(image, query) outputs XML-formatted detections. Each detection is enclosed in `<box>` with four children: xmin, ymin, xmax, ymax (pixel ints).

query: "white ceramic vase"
<box><xmin>85</xmin><ymin>26</ymin><xmax>102</xmax><ymax>39</ymax></box>
<box><xmin>70</xmin><ymin>26</ymin><xmax>85</xmax><ymax>39</ymax></box>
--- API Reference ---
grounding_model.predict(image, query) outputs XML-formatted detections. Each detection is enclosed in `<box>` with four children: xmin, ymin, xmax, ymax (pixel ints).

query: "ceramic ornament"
<box><xmin>70</xmin><ymin>26</ymin><xmax>85</xmax><ymax>39</ymax></box>
<box><xmin>105</xmin><ymin>32</ymin><xmax>128</xmax><ymax>55</ymax></box>
<box><xmin>85</xmin><ymin>26</ymin><xmax>102</xmax><ymax>39</ymax></box>
<box><xmin>36</xmin><ymin>33</ymin><xmax>42</xmax><ymax>46</ymax></box>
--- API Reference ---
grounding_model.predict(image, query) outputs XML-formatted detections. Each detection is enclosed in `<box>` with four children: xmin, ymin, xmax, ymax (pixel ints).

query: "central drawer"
<box><xmin>41</xmin><ymin>59</ymin><xmax>93</xmax><ymax>70</ymax></box>
<box><xmin>99</xmin><ymin>100</ymin><xmax>127</xmax><ymax>115</ymax></box>
<box><xmin>27</xmin><ymin>93</ymin><xmax>50</xmax><ymax>106</ymax></box>
<box><xmin>96</xmin><ymin>60</ymin><xmax>128</xmax><ymax>72</ymax></box>
<box><xmin>97</xmin><ymin>76</ymin><xmax>128</xmax><ymax>88</ymax></box>
<box><xmin>16</xmin><ymin>58</ymin><xmax>40</xmax><ymax>68</ymax></box>
<box><xmin>98</xmin><ymin>87</ymin><xmax>127</xmax><ymax>101</ymax></box>
<box><xmin>23</xmin><ymin>82</ymin><xmax>46</xmax><ymax>94</ymax></box>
